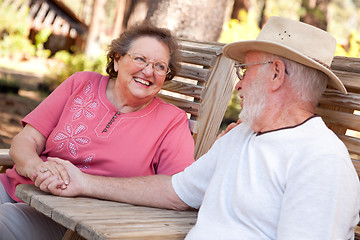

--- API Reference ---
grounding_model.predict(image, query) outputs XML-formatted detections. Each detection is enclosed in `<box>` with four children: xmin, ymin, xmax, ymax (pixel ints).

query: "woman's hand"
<box><xmin>216</xmin><ymin>119</ymin><xmax>242</xmax><ymax>139</ymax></box>
<box><xmin>32</xmin><ymin>159</ymin><xmax>70</xmax><ymax>192</ymax></box>
<box><xmin>45</xmin><ymin>157</ymin><xmax>86</xmax><ymax>197</ymax></box>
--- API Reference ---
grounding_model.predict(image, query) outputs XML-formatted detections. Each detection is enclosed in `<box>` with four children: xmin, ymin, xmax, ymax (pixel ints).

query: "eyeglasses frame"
<box><xmin>234</xmin><ymin>61</ymin><xmax>273</xmax><ymax>80</ymax></box>
<box><xmin>126</xmin><ymin>53</ymin><xmax>171</xmax><ymax>76</ymax></box>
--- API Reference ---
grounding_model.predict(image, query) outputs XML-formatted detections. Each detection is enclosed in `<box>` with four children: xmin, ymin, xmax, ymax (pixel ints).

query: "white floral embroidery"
<box><xmin>79</xmin><ymin>154</ymin><xmax>94</xmax><ymax>170</ymax></box>
<box><xmin>53</xmin><ymin>123</ymin><xmax>90</xmax><ymax>158</ymax></box>
<box><xmin>69</xmin><ymin>81</ymin><xmax>98</xmax><ymax>120</ymax></box>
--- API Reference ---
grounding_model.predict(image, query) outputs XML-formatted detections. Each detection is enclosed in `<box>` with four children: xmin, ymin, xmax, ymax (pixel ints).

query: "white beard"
<box><xmin>238</xmin><ymin>72</ymin><xmax>268</xmax><ymax>128</ymax></box>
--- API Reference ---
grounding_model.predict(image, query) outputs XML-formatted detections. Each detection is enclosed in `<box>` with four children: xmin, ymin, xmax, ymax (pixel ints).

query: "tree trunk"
<box><xmin>84</xmin><ymin>0</ymin><xmax>107</xmax><ymax>57</ymax></box>
<box><xmin>300</xmin><ymin>0</ymin><xmax>329</xmax><ymax>30</ymax></box>
<box><xmin>231</xmin><ymin>0</ymin><xmax>250</xmax><ymax>19</ymax></box>
<box><xmin>146</xmin><ymin>0</ymin><xmax>233</xmax><ymax>42</ymax></box>
<box><xmin>111</xmin><ymin>0</ymin><xmax>126</xmax><ymax>38</ymax></box>
<box><xmin>123</xmin><ymin>0</ymin><xmax>149</xmax><ymax>29</ymax></box>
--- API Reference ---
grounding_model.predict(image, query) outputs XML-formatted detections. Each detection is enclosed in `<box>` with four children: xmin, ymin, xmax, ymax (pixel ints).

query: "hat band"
<box><xmin>310</xmin><ymin>57</ymin><xmax>330</xmax><ymax>69</ymax></box>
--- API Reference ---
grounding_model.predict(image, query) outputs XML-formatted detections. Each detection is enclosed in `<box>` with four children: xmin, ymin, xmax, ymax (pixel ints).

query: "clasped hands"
<box><xmin>31</xmin><ymin>158</ymin><xmax>83</xmax><ymax>197</ymax></box>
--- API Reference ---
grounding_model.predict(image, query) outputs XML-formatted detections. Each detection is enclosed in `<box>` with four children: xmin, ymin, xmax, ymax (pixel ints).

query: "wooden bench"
<box><xmin>315</xmin><ymin>56</ymin><xmax>360</xmax><ymax>239</ymax></box>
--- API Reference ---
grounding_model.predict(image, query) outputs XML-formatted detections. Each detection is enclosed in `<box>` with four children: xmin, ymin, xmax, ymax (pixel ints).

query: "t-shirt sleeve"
<box><xmin>155</xmin><ymin>111</ymin><xmax>195</xmax><ymax>175</ymax></box>
<box><xmin>171</xmin><ymin>138</ymin><xmax>221</xmax><ymax>209</ymax></box>
<box><xmin>22</xmin><ymin>73</ymin><xmax>79</xmax><ymax>138</ymax></box>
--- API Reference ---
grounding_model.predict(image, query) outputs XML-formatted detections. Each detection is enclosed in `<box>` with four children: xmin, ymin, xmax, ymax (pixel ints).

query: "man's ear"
<box><xmin>271</xmin><ymin>59</ymin><xmax>286</xmax><ymax>91</ymax></box>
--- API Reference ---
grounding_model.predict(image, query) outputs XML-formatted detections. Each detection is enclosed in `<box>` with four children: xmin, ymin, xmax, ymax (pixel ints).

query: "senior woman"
<box><xmin>0</xmin><ymin>22</ymin><xmax>194</xmax><ymax>240</ymax></box>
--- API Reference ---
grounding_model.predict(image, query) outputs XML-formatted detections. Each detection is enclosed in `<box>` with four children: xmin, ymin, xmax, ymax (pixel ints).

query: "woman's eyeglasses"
<box><xmin>127</xmin><ymin>53</ymin><xmax>170</xmax><ymax>76</ymax></box>
<box><xmin>234</xmin><ymin>61</ymin><xmax>273</xmax><ymax>80</ymax></box>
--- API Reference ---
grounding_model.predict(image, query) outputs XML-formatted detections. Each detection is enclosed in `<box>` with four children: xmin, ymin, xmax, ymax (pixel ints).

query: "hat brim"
<box><xmin>223</xmin><ymin>40</ymin><xmax>347</xmax><ymax>94</ymax></box>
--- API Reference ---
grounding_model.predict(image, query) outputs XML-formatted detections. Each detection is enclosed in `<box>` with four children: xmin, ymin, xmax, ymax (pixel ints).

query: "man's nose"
<box><xmin>235</xmin><ymin>80</ymin><xmax>242</xmax><ymax>91</ymax></box>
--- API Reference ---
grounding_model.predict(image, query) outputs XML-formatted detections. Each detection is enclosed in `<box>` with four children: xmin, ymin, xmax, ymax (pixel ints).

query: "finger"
<box><xmin>33</xmin><ymin>171</ymin><xmax>52</xmax><ymax>187</ymax></box>
<box><xmin>53</xmin><ymin>163</ymin><xmax>70</xmax><ymax>185</ymax></box>
<box><xmin>216</xmin><ymin>130</ymin><xmax>226</xmax><ymax>140</ymax></box>
<box><xmin>38</xmin><ymin>175</ymin><xmax>60</xmax><ymax>193</ymax></box>
<box><xmin>47</xmin><ymin>157</ymin><xmax>67</xmax><ymax>165</ymax></box>
<box><xmin>225</xmin><ymin>122</ymin><xmax>237</xmax><ymax>132</ymax></box>
<box><xmin>48</xmin><ymin>179</ymin><xmax>67</xmax><ymax>195</ymax></box>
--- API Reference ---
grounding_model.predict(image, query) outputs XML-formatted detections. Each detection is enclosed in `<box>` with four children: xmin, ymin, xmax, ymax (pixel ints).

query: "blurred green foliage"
<box><xmin>49</xmin><ymin>51</ymin><xmax>106</xmax><ymax>87</ymax></box>
<box><xmin>35</xmin><ymin>28</ymin><xmax>52</xmax><ymax>58</ymax></box>
<box><xmin>0</xmin><ymin>0</ymin><xmax>51</xmax><ymax>59</ymax></box>
<box><xmin>0</xmin><ymin>0</ymin><xmax>35</xmax><ymax>58</ymax></box>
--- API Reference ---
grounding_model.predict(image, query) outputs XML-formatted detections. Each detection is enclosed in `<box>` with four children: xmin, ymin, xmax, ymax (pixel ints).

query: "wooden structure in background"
<box><xmin>1</xmin><ymin>0</ymin><xmax>88</xmax><ymax>53</ymax></box>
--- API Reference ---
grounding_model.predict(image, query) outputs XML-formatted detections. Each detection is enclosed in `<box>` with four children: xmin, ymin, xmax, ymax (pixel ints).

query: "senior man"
<box><xmin>43</xmin><ymin>16</ymin><xmax>360</xmax><ymax>240</ymax></box>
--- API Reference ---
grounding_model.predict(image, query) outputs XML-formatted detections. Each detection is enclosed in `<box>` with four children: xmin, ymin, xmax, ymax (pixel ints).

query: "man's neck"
<box><xmin>251</xmin><ymin>102</ymin><xmax>315</xmax><ymax>133</ymax></box>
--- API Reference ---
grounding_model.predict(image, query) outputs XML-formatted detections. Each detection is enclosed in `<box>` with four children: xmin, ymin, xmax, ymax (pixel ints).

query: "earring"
<box><xmin>114</xmin><ymin>61</ymin><xmax>119</xmax><ymax>72</ymax></box>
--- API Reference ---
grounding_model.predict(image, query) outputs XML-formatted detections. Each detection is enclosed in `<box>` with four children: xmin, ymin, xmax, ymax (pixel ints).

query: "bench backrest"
<box><xmin>159</xmin><ymin>39</ymin><xmax>236</xmax><ymax>159</ymax></box>
<box><xmin>317</xmin><ymin>56</ymin><xmax>360</xmax><ymax>177</ymax></box>
<box><xmin>0</xmin><ymin>39</ymin><xmax>237</xmax><ymax>172</ymax></box>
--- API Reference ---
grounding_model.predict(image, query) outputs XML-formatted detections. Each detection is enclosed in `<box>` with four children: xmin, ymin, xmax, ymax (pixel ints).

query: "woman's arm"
<box><xmin>10</xmin><ymin>124</ymin><xmax>46</xmax><ymax>179</ymax></box>
<box><xmin>9</xmin><ymin>124</ymin><xmax>69</xmax><ymax>188</ymax></box>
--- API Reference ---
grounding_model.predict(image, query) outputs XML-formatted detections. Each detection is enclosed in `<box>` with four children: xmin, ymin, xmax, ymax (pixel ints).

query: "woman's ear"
<box><xmin>271</xmin><ymin>60</ymin><xmax>286</xmax><ymax>91</ymax></box>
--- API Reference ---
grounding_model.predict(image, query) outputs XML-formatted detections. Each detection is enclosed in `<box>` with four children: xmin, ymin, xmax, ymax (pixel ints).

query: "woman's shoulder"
<box><xmin>66</xmin><ymin>71</ymin><xmax>109</xmax><ymax>89</ymax></box>
<box><xmin>153</xmin><ymin>97</ymin><xmax>186</xmax><ymax>115</ymax></box>
<box><xmin>70</xmin><ymin>71</ymin><xmax>106</xmax><ymax>82</ymax></box>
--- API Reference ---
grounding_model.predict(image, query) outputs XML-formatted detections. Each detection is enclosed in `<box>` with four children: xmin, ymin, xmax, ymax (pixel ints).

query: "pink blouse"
<box><xmin>1</xmin><ymin>71</ymin><xmax>194</xmax><ymax>201</ymax></box>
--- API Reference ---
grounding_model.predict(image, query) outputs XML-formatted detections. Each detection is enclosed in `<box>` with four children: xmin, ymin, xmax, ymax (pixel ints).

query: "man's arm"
<box><xmin>46</xmin><ymin>157</ymin><xmax>191</xmax><ymax>211</ymax></box>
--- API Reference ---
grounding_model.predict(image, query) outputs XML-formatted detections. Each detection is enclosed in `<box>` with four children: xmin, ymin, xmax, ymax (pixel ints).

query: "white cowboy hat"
<box><xmin>223</xmin><ymin>16</ymin><xmax>347</xmax><ymax>94</ymax></box>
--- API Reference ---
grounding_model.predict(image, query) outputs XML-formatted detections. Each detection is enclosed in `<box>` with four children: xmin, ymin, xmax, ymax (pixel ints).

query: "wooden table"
<box><xmin>15</xmin><ymin>184</ymin><xmax>198</xmax><ymax>240</ymax></box>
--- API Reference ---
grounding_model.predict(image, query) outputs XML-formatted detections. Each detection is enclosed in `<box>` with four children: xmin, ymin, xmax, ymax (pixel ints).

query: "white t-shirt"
<box><xmin>172</xmin><ymin>116</ymin><xmax>360</xmax><ymax>240</ymax></box>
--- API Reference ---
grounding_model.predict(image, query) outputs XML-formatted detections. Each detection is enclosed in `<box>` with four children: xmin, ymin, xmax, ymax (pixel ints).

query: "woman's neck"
<box><xmin>106</xmin><ymin>78</ymin><xmax>153</xmax><ymax>113</ymax></box>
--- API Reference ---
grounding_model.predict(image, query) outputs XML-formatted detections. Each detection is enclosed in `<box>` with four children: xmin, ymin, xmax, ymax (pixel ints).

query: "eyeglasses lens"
<box><xmin>235</xmin><ymin>64</ymin><xmax>246</xmax><ymax>80</ymax></box>
<box><xmin>128</xmin><ymin>53</ymin><xmax>170</xmax><ymax>76</ymax></box>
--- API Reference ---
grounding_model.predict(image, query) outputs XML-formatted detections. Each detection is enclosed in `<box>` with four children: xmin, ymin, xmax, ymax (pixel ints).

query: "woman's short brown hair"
<box><xmin>106</xmin><ymin>21</ymin><xmax>180</xmax><ymax>81</ymax></box>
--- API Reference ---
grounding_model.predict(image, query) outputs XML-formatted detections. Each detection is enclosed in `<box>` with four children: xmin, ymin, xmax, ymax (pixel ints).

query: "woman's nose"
<box><xmin>142</xmin><ymin>63</ymin><xmax>155</xmax><ymax>75</ymax></box>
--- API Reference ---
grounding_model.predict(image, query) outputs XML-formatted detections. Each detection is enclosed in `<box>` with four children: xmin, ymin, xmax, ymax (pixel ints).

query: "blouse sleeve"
<box><xmin>22</xmin><ymin>73</ymin><xmax>80</xmax><ymax>138</ymax></box>
<box><xmin>154</xmin><ymin>111</ymin><xmax>195</xmax><ymax>175</ymax></box>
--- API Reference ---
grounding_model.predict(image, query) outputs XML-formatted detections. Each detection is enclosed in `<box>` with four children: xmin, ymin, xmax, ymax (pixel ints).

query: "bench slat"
<box><xmin>316</xmin><ymin>107</ymin><xmax>360</xmax><ymax>132</ymax></box>
<box><xmin>338</xmin><ymin>135</ymin><xmax>360</xmax><ymax>156</ymax></box>
<box><xmin>161</xmin><ymin>80</ymin><xmax>203</xmax><ymax>100</ymax></box>
<box><xmin>319</xmin><ymin>89</ymin><xmax>360</xmax><ymax>110</ymax></box>
<box><xmin>179</xmin><ymin>39</ymin><xmax>223</xmax><ymax>55</ymax></box>
<box><xmin>351</xmin><ymin>159</ymin><xmax>360</xmax><ymax>179</ymax></box>
<box><xmin>331</xmin><ymin>56</ymin><xmax>360</xmax><ymax>74</ymax></box>
<box><xmin>332</xmin><ymin>70</ymin><xmax>360</xmax><ymax>91</ymax></box>
<box><xmin>0</xmin><ymin>149</ymin><xmax>12</xmax><ymax>166</ymax></box>
<box><xmin>157</xmin><ymin>93</ymin><xmax>200</xmax><ymax>116</ymax></box>
<box><xmin>177</xmin><ymin>64</ymin><xmax>210</xmax><ymax>82</ymax></box>
<box><xmin>180</xmin><ymin>50</ymin><xmax>217</xmax><ymax>68</ymax></box>
<box><xmin>0</xmin><ymin>149</ymin><xmax>12</xmax><ymax>173</ymax></box>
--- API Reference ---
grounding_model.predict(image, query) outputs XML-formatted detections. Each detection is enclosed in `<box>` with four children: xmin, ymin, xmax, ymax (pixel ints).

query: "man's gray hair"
<box><xmin>262</xmin><ymin>53</ymin><xmax>328</xmax><ymax>106</ymax></box>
